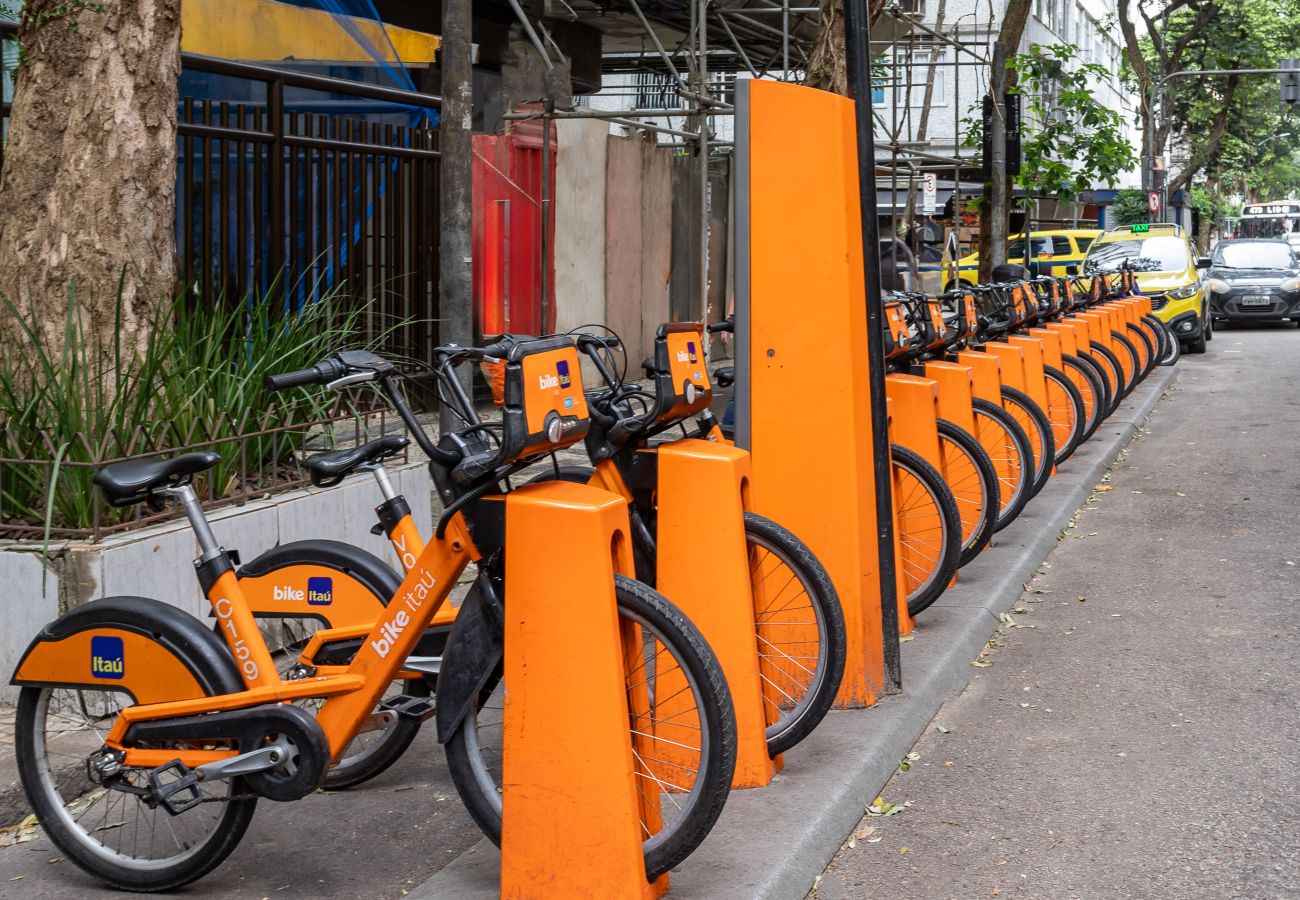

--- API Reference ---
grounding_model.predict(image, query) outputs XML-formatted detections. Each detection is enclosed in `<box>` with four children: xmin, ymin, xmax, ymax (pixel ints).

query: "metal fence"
<box><xmin>0</xmin><ymin>19</ymin><xmax>443</xmax><ymax>361</ymax></box>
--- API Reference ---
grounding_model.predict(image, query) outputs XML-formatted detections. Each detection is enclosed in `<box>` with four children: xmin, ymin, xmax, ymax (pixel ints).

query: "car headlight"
<box><xmin>1207</xmin><ymin>278</ymin><xmax>1231</xmax><ymax>294</ymax></box>
<box><xmin>1280</xmin><ymin>277</ymin><xmax>1300</xmax><ymax>292</ymax></box>
<box><xmin>1168</xmin><ymin>283</ymin><xmax>1201</xmax><ymax>300</ymax></box>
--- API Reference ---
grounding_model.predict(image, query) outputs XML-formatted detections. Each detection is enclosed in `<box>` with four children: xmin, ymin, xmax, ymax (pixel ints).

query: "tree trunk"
<box><xmin>977</xmin><ymin>0</ymin><xmax>1033</xmax><ymax>283</ymax></box>
<box><xmin>806</xmin><ymin>0</ymin><xmax>889</xmax><ymax>94</ymax></box>
<box><xmin>0</xmin><ymin>0</ymin><xmax>180</xmax><ymax>357</ymax></box>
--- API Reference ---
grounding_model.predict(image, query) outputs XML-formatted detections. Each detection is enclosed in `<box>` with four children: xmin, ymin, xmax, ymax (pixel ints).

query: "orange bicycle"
<box><xmin>10</xmin><ymin>338</ymin><xmax>738</xmax><ymax>890</ymax></box>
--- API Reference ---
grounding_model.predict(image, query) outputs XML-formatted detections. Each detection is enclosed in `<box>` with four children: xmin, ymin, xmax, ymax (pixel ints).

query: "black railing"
<box><xmin>0</xmin><ymin>20</ymin><xmax>443</xmax><ymax>359</ymax></box>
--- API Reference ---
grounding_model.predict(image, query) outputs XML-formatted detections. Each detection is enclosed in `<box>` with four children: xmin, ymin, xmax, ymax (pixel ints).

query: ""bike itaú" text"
<box><xmin>370</xmin><ymin>568</ymin><xmax>438</xmax><ymax>659</ymax></box>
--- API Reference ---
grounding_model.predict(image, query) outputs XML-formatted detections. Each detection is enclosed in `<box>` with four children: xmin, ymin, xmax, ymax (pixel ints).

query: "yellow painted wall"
<box><xmin>182</xmin><ymin>0</ymin><xmax>439</xmax><ymax>64</ymax></box>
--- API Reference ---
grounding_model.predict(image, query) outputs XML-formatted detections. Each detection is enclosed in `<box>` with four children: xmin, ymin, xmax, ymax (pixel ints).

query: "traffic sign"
<box><xmin>1148</xmin><ymin>191</ymin><xmax>1161</xmax><ymax>214</ymax></box>
<box><xmin>922</xmin><ymin>173</ymin><xmax>937</xmax><ymax>215</ymax></box>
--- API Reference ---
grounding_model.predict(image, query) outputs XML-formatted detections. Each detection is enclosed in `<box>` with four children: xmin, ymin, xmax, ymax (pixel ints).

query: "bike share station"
<box><xmin>417</xmin><ymin>72</ymin><xmax>1176</xmax><ymax>900</ymax></box>
<box><xmin>7</xmin><ymin>12</ymin><xmax>1176</xmax><ymax>900</ymax></box>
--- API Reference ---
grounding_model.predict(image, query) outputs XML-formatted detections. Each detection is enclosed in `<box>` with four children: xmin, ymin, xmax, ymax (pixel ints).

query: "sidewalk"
<box><xmin>410</xmin><ymin>364</ymin><xmax>1178</xmax><ymax>900</ymax></box>
<box><xmin>814</xmin><ymin>327</ymin><xmax>1300</xmax><ymax>898</ymax></box>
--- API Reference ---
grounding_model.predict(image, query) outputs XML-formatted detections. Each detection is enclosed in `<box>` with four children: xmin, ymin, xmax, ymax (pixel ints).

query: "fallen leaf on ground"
<box><xmin>1094</xmin><ymin>484</ymin><xmax>1115</xmax><ymax>492</ymax></box>
<box><xmin>935</xmin><ymin>724</ymin><xmax>950</xmax><ymax>734</ymax></box>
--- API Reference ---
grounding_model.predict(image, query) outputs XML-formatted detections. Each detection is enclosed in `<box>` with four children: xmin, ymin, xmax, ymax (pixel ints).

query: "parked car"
<box><xmin>937</xmin><ymin>229</ymin><xmax>1100</xmax><ymax>290</ymax></box>
<box><xmin>1082</xmin><ymin>223</ymin><xmax>1212</xmax><ymax>353</ymax></box>
<box><xmin>1205</xmin><ymin>239</ymin><xmax>1300</xmax><ymax>324</ymax></box>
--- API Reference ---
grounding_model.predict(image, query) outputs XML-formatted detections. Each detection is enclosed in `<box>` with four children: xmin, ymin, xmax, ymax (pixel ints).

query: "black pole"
<box><xmin>439</xmin><ymin>0</ymin><xmax>475</xmax><ymax>431</ymax></box>
<box><xmin>844</xmin><ymin>0</ymin><xmax>902</xmax><ymax>692</ymax></box>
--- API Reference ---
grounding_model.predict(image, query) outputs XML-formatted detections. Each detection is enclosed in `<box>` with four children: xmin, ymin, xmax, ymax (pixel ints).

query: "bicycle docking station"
<box><xmin>655</xmin><ymin>439</ymin><xmax>781</xmax><ymax>788</ymax></box>
<box><xmin>498</xmin><ymin>480</ymin><xmax>668</xmax><ymax>900</ymax></box>
<box><xmin>885</xmin><ymin>373</ymin><xmax>954</xmax><ymax>628</ymax></box>
<box><xmin>731</xmin><ymin>78</ymin><xmax>891</xmax><ymax>708</ymax></box>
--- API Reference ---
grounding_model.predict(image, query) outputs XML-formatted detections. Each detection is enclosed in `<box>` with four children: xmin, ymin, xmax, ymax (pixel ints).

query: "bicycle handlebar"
<box><xmin>265</xmin><ymin>359</ymin><xmax>347</xmax><ymax>392</ymax></box>
<box><xmin>707</xmin><ymin>317</ymin><xmax>735</xmax><ymax>334</ymax></box>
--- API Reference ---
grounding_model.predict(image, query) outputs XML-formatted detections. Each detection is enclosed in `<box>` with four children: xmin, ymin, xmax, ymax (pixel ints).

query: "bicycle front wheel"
<box><xmin>1042</xmin><ymin>364</ymin><xmax>1085</xmax><ymax>465</ymax></box>
<box><xmin>971</xmin><ymin>398</ymin><xmax>1034</xmax><ymax>532</ymax></box>
<box><xmin>743</xmin><ymin>512</ymin><xmax>846</xmax><ymax>756</ymax></box>
<box><xmin>444</xmin><ymin>575</ymin><xmax>737</xmax><ymax>882</ymax></box>
<box><xmin>891</xmin><ymin>444</ymin><xmax>961</xmax><ymax>617</ymax></box>
<box><xmin>935</xmin><ymin>418</ymin><xmax>999</xmax><ymax>567</ymax></box>
<box><xmin>1000</xmin><ymin>386</ymin><xmax>1055</xmax><ymax>498</ymax></box>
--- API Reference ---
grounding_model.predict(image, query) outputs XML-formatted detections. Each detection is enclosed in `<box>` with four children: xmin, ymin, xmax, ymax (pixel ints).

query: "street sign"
<box><xmin>922</xmin><ymin>173</ymin><xmax>937</xmax><ymax>215</ymax></box>
<box><xmin>1148</xmin><ymin>191</ymin><xmax>1161</xmax><ymax>214</ymax></box>
<box><xmin>1004</xmin><ymin>91</ymin><xmax>1022</xmax><ymax>178</ymax></box>
<box><xmin>1281</xmin><ymin>59</ymin><xmax>1300</xmax><ymax>104</ymax></box>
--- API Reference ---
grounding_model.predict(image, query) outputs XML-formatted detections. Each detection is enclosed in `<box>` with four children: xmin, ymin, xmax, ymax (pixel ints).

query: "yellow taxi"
<box><xmin>940</xmin><ymin>229</ymin><xmax>1101</xmax><ymax>290</ymax></box>
<box><xmin>1081</xmin><ymin>223</ymin><xmax>1212</xmax><ymax>354</ymax></box>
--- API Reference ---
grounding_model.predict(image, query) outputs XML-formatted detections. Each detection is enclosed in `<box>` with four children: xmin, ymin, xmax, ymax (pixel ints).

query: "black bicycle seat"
<box><xmin>714</xmin><ymin>366</ymin><xmax>735</xmax><ymax>388</ymax></box>
<box><xmin>304</xmin><ymin>435</ymin><xmax>409</xmax><ymax>486</ymax></box>
<box><xmin>93</xmin><ymin>451</ymin><xmax>221</xmax><ymax>507</ymax></box>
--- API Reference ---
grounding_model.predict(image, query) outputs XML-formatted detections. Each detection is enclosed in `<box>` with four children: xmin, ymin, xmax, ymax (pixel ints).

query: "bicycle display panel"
<box><xmin>652</xmin><ymin>323</ymin><xmax>713</xmax><ymax>423</ymax></box>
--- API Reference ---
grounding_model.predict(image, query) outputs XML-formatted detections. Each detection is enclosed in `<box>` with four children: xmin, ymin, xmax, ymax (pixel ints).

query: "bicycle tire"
<box><xmin>1110</xmin><ymin>330</ymin><xmax>1142</xmax><ymax>392</ymax></box>
<box><xmin>970</xmin><ymin>398</ymin><xmax>1034</xmax><ymax>533</ymax></box>
<box><xmin>1090</xmin><ymin>341</ymin><xmax>1130</xmax><ymax>403</ymax></box>
<box><xmin>935</xmin><ymin>419</ymin><xmax>999</xmax><ymax>567</ymax></box>
<box><xmin>891</xmin><ymin>444</ymin><xmax>961</xmax><ymax>617</ymax></box>
<box><xmin>1139</xmin><ymin>313</ymin><xmax>1169</xmax><ymax>363</ymax></box>
<box><xmin>742</xmin><ymin>512</ymin><xmax>847</xmax><ymax>756</ymax></box>
<box><xmin>15</xmin><ymin>683</ymin><xmax>258</xmax><ymax>892</ymax></box>
<box><xmin>444</xmin><ymin>575</ymin><xmax>737</xmax><ymax>882</ymax></box>
<box><xmin>1060</xmin><ymin>354</ymin><xmax>1105</xmax><ymax>442</ymax></box>
<box><xmin>529</xmin><ymin>466</ymin><xmax>845</xmax><ymax>758</ymax></box>
<box><xmin>1148</xmin><ymin>314</ymin><xmax>1180</xmax><ymax>366</ymax></box>
<box><xmin>1042</xmin><ymin>364</ymin><xmax>1085</xmax><ymax>465</ymax></box>
<box><xmin>1125</xmin><ymin>321</ymin><xmax>1156</xmax><ymax>380</ymax></box>
<box><xmin>1071</xmin><ymin>349</ymin><xmax>1118</xmax><ymax>420</ymax></box>
<box><xmin>1000</xmin><ymin>386</ymin><xmax>1055</xmax><ymax>498</ymax></box>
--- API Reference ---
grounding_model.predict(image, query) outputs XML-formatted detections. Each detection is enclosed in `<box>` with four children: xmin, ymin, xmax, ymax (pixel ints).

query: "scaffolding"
<box><xmin>492</xmin><ymin>0</ymin><xmax>994</xmax><ymax>313</ymax></box>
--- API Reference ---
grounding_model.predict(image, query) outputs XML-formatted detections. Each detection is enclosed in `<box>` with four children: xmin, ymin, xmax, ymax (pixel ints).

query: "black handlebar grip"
<box><xmin>707</xmin><ymin>319</ymin><xmax>735</xmax><ymax>334</ymax></box>
<box><xmin>264</xmin><ymin>359</ymin><xmax>344</xmax><ymax>392</ymax></box>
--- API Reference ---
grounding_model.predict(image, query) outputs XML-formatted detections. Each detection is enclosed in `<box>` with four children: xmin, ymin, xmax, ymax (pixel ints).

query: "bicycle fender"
<box><xmin>435</xmin><ymin>573</ymin><xmax>503</xmax><ymax>743</ymax></box>
<box><xmin>235</xmin><ymin>540</ymin><xmax>401</xmax><ymax>629</ymax></box>
<box><xmin>11</xmin><ymin>595</ymin><xmax>243</xmax><ymax>704</ymax></box>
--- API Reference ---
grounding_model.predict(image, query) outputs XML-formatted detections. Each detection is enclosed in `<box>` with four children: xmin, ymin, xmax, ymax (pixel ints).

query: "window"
<box><xmin>634</xmin><ymin>72</ymin><xmax>673</xmax><ymax>110</ymax></box>
<box><xmin>1008</xmin><ymin>237</ymin><xmax>1054</xmax><ymax>258</ymax></box>
<box><xmin>1052</xmin><ymin>236</ymin><xmax>1073</xmax><ymax>256</ymax></box>
<box><xmin>1075</xmin><ymin>236</ymin><xmax>1095</xmax><ymax>253</ymax></box>
<box><xmin>894</xmin><ymin>52</ymin><xmax>947</xmax><ymax>106</ymax></box>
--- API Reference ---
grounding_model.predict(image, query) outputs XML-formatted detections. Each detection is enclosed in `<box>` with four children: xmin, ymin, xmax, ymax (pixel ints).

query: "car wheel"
<box><xmin>1186</xmin><ymin>314</ymin><xmax>1208</xmax><ymax>354</ymax></box>
<box><xmin>1205</xmin><ymin>313</ymin><xmax>1213</xmax><ymax>342</ymax></box>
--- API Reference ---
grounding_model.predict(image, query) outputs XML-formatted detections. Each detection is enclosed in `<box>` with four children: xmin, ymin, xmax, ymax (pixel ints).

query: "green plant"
<box><xmin>1</xmin><ymin>278</ymin><xmax>391</xmax><ymax>537</ymax></box>
<box><xmin>1109</xmin><ymin>188</ymin><xmax>1150</xmax><ymax>227</ymax></box>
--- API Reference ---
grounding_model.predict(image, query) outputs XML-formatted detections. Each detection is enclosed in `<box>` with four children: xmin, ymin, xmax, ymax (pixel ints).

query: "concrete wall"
<box><xmin>604</xmin><ymin>133</ymin><xmax>673</xmax><ymax>364</ymax></box>
<box><xmin>553</xmin><ymin>118</ymin><xmax>609</xmax><ymax>341</ymax></box>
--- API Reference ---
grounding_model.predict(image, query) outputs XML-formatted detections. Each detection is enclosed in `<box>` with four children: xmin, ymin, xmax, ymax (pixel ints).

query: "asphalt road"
<box><xmin>814</xmin><ymin>323</ymin><xmax>1300</xmax><ymax>899</ymax></box>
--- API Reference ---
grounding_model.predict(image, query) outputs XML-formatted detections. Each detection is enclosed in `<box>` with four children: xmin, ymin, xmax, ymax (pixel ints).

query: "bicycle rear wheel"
<box><xmin>14</xmin><ymin>685</ymin><xmax>257</xmax><ymax>892</ymax></box>
<box><xmin>1060</xmin><ymin>354</ymin><xmax>1104</xmax><ymax>442</ymax></box>
<box><xmin>935</xmin><ymin>419</ymin><xmax>998</xmax><ymax>567</ymax></box>
<box><xmin>743</xmin><ymin>512</ymin><xmax>847</xmax><ymax>757</ymax></box>
<box><xmin>971</xmin><ymin>398</ymin><xmax>1034</xmax><ymax>533</ymax></box>
<box><xmin>1000</xmin><ymin>386</ymin><xmax>1055</xmax><ymax>498</ymax></box>
<box><xmin>444</xmin><ymin>575</ymin><xmax>737</xmax><ymax>881</ymax></box>
<box><xmin>1042</xmin><ymin>364</ymin><xmax>1085</xmax><ymax>465</ymax></box>
<box><xmin>891</xmin><ymin>444</ymin><xmax>961</xmax><ymax>617</ymax></box>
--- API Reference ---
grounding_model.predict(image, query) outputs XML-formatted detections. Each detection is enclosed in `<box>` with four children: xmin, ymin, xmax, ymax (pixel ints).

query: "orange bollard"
<box><xmin>655</xmin><ymin>439</ymin><xmax>780</xmax><ymax>789</ymax></box>
<box><xmin>500</xmin><ymin>481</ymin><xmax>668</xmax><ymax>900</ymax></box>
<box><xmin>739</xmin><ymin>79</ymin><xmax>889</xmax><ymax>708</ymax></box>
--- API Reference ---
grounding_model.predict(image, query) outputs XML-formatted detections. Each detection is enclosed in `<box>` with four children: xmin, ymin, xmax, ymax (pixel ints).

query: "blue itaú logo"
<box><xmin>90</xmin><ymin>635</ymin><xmax>124</xmax><ymax>679</ymax></box>
<box><xmin>557</xmin><ymin>359</ymin><xmax>572</xmax><ymax>388</ymax></box>
<box><xmin>307</xmin><ymin>576</ymin><xmax>334</xmax><ymax>606</ymax></box>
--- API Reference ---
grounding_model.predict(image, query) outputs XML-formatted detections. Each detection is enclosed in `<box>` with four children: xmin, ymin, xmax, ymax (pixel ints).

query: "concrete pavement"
<box><xmin>814</xmin><ymin>324</ymin><xmax>1300</xmax><ymax>899</ymax></box>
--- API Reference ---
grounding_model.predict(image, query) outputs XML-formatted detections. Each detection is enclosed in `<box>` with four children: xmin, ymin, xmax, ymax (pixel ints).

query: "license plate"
<box><xmin>1241</xmin><ymin>295</ymin><xmax>1272</xmax><ymax>306</ymax></box>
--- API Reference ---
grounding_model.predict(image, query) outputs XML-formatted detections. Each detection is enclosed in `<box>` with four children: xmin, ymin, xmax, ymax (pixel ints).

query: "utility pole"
<box><xmin>439</xmin><ymin>0</ymin><xmax>474</xmax><ymax>431</ymax></box>
<box><xmin>844</xmin><ymin>0</ymin><xmax>901</xmax><ymax>692</ymax></box>
<box><xmin>988</xmin><ymin>41</ymin><xmax>1008</xmax><ymax>271</ymax></box>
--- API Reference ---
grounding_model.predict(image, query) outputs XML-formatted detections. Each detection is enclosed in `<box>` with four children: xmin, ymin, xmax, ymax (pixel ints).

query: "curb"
<box><xmin>408</xmin><ymin>364</ymin><xmax>1179</xmax><ymax>900</ymax></box>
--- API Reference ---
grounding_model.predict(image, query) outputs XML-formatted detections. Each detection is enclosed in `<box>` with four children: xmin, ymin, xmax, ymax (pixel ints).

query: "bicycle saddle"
<box><xmin>304</xmin><ymin>435</ymin><xmax>409</xmax><ymax>487</ymax></box>
<box><xmin>93</xmin><ymin>451</ymin><xmax>221</xmax><ymax>507</ymax></box>
<box><xmin>714</xmin><ymin>366</ymin><xmax>735</xmax><ymax>388</ymax></box>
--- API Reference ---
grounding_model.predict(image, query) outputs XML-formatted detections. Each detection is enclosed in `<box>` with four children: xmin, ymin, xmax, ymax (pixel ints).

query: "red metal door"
<box><xmin>472</xmin><ymin>117</ymin><xmax>555</xmax><ymax>338</ymax></box>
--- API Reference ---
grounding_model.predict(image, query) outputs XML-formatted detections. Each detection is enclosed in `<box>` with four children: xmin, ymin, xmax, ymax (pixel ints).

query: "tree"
<box><xmin>1109</xmin><ymin>188</ymin><xmax>1151</xmax><ymax>226</ymax></box>
<box><xmin>976</xmin><ymin>0</ymin><xmax>1034</xmax><ymax>282</ymax></box>
<box><xmin>1008</xmin><ymin>45</ymin><xmax>1137</xmax><ymax>206</ymax></box>
<box><xmin>0</xmin><ymin>0</ymin><xmax>181</xmax><ymax>358</ymax></box>
<box><xmin>806</xmin><ymin>0</ymin><xmax>891</xmax><ymax>94</ymax></box>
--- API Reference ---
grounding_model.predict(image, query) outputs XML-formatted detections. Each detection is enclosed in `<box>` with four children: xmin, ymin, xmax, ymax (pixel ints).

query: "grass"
<box><xmin>0</xmin><ymin>277</ymin><xmax>389</xmax><ymax>536</ymax></box>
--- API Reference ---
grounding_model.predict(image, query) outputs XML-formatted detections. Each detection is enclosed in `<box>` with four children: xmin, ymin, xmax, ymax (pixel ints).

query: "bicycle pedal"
<box><xmin>380</xmin><ymin>694</ymin><xmax>436</xmax><ymax>722</ymax></box>
<box><xmin>147</xmin><ymin>759</ymin><xmax>204</xmax><ymax>815</ymax></box>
